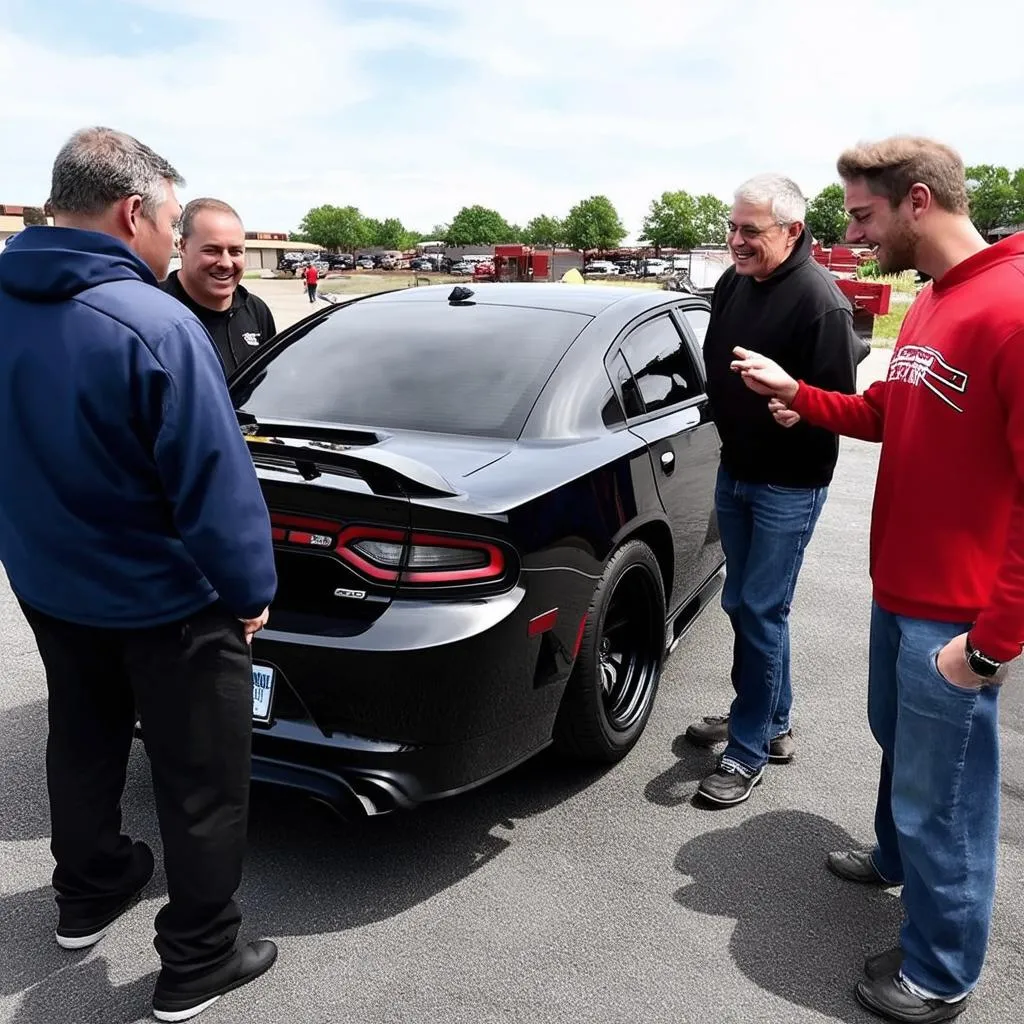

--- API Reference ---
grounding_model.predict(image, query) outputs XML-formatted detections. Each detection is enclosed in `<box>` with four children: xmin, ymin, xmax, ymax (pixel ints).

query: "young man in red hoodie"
<box><xmin>730</xmin><ymin>136</ymin><xmax>1024</xmax><ymax>1023</ymax></box>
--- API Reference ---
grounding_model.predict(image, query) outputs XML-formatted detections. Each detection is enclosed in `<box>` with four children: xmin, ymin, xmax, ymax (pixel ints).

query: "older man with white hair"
<box><xmin>684</xmin><ymin>172</ymin><xmax>868</xmax><ymax>807</ymax></box>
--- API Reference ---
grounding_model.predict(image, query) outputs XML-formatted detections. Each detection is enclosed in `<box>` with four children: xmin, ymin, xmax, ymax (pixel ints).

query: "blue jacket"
<box><xmin>0</xmin><ymin>226</ymin><xmax>277</xmax><ymax>627</ymax></box>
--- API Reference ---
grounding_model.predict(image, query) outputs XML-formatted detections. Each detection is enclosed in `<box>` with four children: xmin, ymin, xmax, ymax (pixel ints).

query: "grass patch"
<box><xmin>584</xmin><ymin>277</ymin><xmax>662</xmax><ymax>290</ymax></box>
<box><xmin>871</xmin><ymin>304</ymin><xmax>909</xmax><ymax>345</ymax></box>
<box><xmin>859</xmin><ymin>270</ymin><xmax>920</xmax><ymax>295</ymax></box>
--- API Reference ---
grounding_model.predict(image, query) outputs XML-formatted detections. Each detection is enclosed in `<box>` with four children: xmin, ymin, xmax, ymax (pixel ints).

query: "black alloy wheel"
<box><xmin>553</xmin><ymin>539</ymin><xmax>666</xmax><ymax>763</ymax></box>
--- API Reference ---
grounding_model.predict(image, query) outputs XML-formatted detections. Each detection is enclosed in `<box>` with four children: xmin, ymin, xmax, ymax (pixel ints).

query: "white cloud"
<box><xmin>1</xmin><ymin>0</ymin><xmax>1022</xmax><ymax>240</ymax></box>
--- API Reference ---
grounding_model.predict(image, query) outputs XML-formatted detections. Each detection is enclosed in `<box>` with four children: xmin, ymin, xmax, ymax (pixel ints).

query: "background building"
<box><xmin>2</xmin><ymin>205</ymin><xmax>320</xmax><ymax>270</ymax></box>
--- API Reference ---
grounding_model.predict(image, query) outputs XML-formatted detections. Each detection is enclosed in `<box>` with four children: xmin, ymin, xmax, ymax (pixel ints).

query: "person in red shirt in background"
<box><xmin>730</xmin><ymin>135</ymin><xmax>1024</xmax><ymax>1024</ymax></box>
<box><xmin>302</xmin><ymin>261</ymin><xmax>319</xmax><ymax>302</ymax></box>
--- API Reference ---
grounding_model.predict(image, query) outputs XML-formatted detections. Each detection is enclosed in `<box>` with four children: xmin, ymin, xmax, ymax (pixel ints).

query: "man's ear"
<box><xmin>787</xmin><ymin>219</ymin><xmax>805</xmax><ymax>246</ymax></box>
<box><xmin>115</xmin><ymin>195</ymin><xmax>146</xmax><ymax>239</ymax></box>
<box><xmin>908</xmin><ymin>183</ymin><xmax>932</xmax><ymax>218</ymax></box>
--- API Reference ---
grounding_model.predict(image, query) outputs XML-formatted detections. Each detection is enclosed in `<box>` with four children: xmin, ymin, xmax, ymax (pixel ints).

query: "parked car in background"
<box><xmin>641</xmin><ymin>259</ymin><xmax>670</xmax><ymax>277</ymax></box>
<box><xmin>226</xmin><ymin>283</ymin><xmax>724</xmax><ymax>817</ymax></box>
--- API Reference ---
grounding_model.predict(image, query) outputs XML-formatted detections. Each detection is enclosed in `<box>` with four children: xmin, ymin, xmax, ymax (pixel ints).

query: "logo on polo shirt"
<box><xmin>242</xmin><ymin>332</ymin><xmax>261</xmax><ymax>346</ymax></box>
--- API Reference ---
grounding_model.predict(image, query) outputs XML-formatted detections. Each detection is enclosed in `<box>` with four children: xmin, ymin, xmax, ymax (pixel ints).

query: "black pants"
<box><xmin>306</xmin><ymin>283</ymin><xmax>317</xmax><ymax>302</ymax></box>
<box><xmin>20</xmin><ymin>598</ymin><xmax>254</xmax><ymax>977</ymax></box>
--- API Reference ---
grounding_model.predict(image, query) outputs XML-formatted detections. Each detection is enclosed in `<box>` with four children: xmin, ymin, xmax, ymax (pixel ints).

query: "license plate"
<box><xmin>252</xmin><ymin>664</ymin><xmax>275</xmax><ymax>723</ymax></box>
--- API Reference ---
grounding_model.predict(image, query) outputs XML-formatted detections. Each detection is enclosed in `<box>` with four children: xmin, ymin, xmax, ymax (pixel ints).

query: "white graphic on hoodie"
<box><xmin>887</xmin><ymin>344</ymin><xmax>968</xmax><ymax>413</ymax></box>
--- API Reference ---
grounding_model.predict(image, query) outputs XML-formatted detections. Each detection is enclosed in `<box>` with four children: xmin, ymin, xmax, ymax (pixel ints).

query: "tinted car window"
<box><xmin>682</xmin><ymin>307</ymin><xmax>711</xmax><ymax>345</ymax></box>
<box><xmin>609</xmin><ymin>351</ymin><xmax>644</xmax><ymax>421</ymax></box>
<box><xmin>233</xmin><ymin>300</ymin><xmax>591</xmax><ymax>439</ymax></box>
<box><xmin>619</xmin><ymin>314</ymin><xmax>702</xmax><ymax>415</ymax></box>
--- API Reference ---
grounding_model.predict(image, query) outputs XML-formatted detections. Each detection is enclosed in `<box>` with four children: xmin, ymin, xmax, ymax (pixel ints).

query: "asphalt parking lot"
<box><xmin>1</xmin><ymin>361</ymin><xmax>1023</xmax><ymax>1024</ymax></box>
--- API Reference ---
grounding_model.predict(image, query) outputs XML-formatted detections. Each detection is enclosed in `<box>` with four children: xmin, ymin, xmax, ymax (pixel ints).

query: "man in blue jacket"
<box><xmin>0</xmin><ymin>126</ymin><xmax>278</xmax><ymax>1022</ymax></box>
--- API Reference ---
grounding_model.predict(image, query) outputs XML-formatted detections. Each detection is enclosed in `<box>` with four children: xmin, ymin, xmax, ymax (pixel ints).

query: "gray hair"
<box><xmin>180</xmin><ymin>197</ymin><xmax>243</xmax><ymax>240</ymax></box>
<box><xmin>48</xmin><ymin>126</ymin><xmax>184</xmax><ymax>219</ymax></box>
<box><xmin>733</xmin><ymin>172</ymin><xmax>807</xmax><ymax>225</ymax></box>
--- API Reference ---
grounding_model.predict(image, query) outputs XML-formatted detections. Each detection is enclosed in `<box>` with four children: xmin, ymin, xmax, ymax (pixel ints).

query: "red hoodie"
<box><xmin>790</xmin><ymin>233</ymin><xmax>1024</xmax><ymax>662</ymax></box>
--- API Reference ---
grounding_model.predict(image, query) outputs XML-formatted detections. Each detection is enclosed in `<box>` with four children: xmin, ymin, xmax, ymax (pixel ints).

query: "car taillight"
<box><xmin>340</xmin><ymin>525</ymin><xmax>505</xmax><ymax>584</ymax></box>
<box><xmin>269</xmin><ymin>515</ymin><xmax>507</xmax><ymax>586</ymax></box>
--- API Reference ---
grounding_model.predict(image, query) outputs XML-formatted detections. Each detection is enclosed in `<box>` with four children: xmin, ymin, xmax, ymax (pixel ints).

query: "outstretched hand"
<box><xmin>730</xmin><ymin>347</ymin><xmax>799</xmax><ymax>405</ymax></box>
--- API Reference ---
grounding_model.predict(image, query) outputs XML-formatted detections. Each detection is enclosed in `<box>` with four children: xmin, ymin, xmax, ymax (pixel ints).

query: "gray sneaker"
<box><xmin>695</xmin><ymin>762</ymin><xmax>764</xmax><ymax>807</ymax></box>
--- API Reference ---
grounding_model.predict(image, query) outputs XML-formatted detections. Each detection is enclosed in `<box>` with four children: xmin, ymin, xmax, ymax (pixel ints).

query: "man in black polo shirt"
<box><xmin>686</xmin><ymin>172</ymin><xmax>869</xmax><ymax>807</ymax></box>
<box><xmin>161</xmin><ymin>198</ymin><xmax>276</xmax><ymax>376</ymax></box>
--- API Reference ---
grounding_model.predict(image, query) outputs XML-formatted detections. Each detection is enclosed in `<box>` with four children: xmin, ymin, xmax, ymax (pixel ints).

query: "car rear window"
<box><xmin>232</xmin><ymin>298</ymin><xmax>591</xmax><ymax>439</ymax></box>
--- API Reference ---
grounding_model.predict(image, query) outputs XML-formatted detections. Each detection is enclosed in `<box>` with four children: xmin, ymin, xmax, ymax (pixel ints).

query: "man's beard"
<box><xmin>878</xmin><ymin>218</ymin><xmax>918</xmax><ymax>275</ymax></box>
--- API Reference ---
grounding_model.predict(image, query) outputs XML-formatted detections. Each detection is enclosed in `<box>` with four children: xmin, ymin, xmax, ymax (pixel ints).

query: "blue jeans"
<box><xmin>715</xmin><ymin>466</ymin><xmax>826</xmax><ymax>773</ymax></box>
<box><xmin>866</xmin><ymin>603</ymin><xmax>1001</xmax><ymax>999</ymax></box>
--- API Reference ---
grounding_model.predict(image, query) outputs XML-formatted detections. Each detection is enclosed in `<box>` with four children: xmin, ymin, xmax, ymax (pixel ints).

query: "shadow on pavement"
<box><xmin>8</xmin><ymin>953</ymin><xmax>155</xmax><ymax>1024</ymax></box>
<box><xmin>237</xmin><ymin>747</ymin><xmax>610</xmax><ymax>938</ymax></box>
<box><xmin>0</xmin><ymin>884</ymin><xmax>156</xmax><ymax>1024</ymax></box>
<box><xmin>672</xmin><ymin>809</ymin><xmax>903</xmax><ymax>1023</ymax></box>
<box><xmin>0</xmin><ymin>738</ymin><xmax>609</xmax><ymax>1021</ymax></box>
<box><xmin>643</xmin><ymin>732</ymin><xmax>719</xmax><ymax>807</ymax></box>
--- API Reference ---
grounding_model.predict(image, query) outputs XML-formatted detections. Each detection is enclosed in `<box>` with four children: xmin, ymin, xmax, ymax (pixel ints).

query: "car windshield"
<box><xmin>233</xmin><ymin>298</ymin><xmax>592</xmax><ymax>439</ymax></box>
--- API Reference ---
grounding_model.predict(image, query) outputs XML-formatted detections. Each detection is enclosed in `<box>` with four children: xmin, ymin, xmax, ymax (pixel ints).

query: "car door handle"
<box><xmin>660</xmin><ymin>451</ymin><xmax>675</xmax><ymax>470</ymax></box>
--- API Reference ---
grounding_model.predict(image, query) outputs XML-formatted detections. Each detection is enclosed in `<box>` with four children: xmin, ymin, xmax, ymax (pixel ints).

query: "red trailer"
<box><xmin>835</xmin><ymin>277</ymin><xmax>892</xmax><ymax>340</ymax></box>
<box><xmin>473</xmin><ymin>244</ymin><xmax>551</xmax><ymax>282</ymax></box>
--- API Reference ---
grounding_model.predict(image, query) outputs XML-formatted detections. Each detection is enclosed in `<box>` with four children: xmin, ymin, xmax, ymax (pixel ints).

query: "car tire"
<box><xmin>553</xmin><ymin>539</ymin><xmax>666</xmax><ymax>764</ymax></box>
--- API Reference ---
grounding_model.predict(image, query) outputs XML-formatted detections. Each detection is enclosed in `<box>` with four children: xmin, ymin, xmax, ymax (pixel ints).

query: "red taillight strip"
<box><xmin>269</xmin><ymin>516</ymin><xmax>509</xmax><ymax>586</ymax></box>
<box><xmin>403</xmin><ymin>531</ymin><xmax>505</xmax><ymax>584</ymax></box>
<box><xmin>335</xmin><ymin>525</ymin><xmax>405</xmax><ymax>581</ymax></box>
<box><xmin>270</xmin><ymin>512</ymin><xmax>342</xmax><ymax>534</ymax></box>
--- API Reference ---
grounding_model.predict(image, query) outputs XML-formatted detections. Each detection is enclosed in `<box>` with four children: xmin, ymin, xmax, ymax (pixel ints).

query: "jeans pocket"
<box><xmin>929</xmin><ymin>648</ymin><xmax>983</xmax><ymax>698</ymax></box>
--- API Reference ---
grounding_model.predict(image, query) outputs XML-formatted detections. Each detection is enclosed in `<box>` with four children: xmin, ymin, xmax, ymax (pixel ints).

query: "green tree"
<box><xmin>805</xmin><ymin>183</ymin><xmax>848</xmax><ymax>245</ymax></box>
<box><xmin>563</xmin><ymin>195</ymin><xmax>626</xmax><ymax>252</ymax></box>
<box><xmin>693</xmin><ymin>194</ymin><xmax>729</xmax><ymax>245</ymax></box>
<box><xmin>523</xmin><ymin>214</ymin><xmax>565</xmax><ymax>246</ymax></box>
<box><xmin>966</xmin><ymin>165</ymin><xmax>1019</xmax><ymax>234</ymax></box>
<box><xmin>640</xmin><ymin>191</ymin><xmax>700</xmax><ymax>251</ymax></box>
<box><xmin>1011</xmin><ymin>169</ymin><xmax>1024</xmax><ymax>225</ymax></box>
<box><xmin>445</xmin><ymin>205</ymin><xmax>511</xmax><ymax>245</ymax></box>
<box><xmin>376</xmin><ymin>217</ymin><xmax>414</xmax><ymax>250</ymax></box>
<box><xmin>361</xmin><ymin>217</ymin><xmax>384</xmax><ymax>246</ymax></box>
<box><xmin>298</xmin><ymin>205</ymin><xmax>367</xmax><ymax>252</ymax></box>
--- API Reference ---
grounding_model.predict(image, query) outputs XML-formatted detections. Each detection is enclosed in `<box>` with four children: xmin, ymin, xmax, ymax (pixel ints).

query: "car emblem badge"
<box><xmin>334</xmin><ymin>587</ymin><xmax>367</xmax><ymax>600</ymax></box>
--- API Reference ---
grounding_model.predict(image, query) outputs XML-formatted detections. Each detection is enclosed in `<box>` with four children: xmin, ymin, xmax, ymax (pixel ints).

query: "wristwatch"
<box><xmin>964</xmin><ymin>635</ymin><xmax>1004</xmax><ymax>679</ymax></box>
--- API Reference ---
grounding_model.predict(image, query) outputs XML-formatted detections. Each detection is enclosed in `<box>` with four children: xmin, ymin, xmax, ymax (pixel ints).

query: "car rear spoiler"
<box><xmin>237</xmin><ymin>415</ymin><xmax>460</xmax><ymax>498</ymax></box>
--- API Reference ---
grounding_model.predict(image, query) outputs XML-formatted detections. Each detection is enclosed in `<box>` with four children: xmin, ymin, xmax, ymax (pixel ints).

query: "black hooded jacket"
<box><xmin>702</xmin><ymin>230</ymin><xmax>870</xmax><ymax>488</ymax></box>
<box><xmin>160</xmin><ymin>271</ymin><xmax>276</xmax><ymax>377</ymax></box>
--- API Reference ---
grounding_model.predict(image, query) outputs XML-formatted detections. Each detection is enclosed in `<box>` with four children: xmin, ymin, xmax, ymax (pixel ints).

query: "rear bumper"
<box><xmin>248</xmin><ymin>573</ymin><xmax>595</xmax><ymax>811</ymax></box>
<box><xmin>250</xmin><ymin>715</ymin><xmax>555</xmax><ymax>816</ymax></box>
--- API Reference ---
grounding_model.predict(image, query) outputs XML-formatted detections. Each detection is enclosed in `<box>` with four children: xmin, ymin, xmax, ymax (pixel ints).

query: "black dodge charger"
<box><xmin>229</xmin><ymin>282</ymin><xmax>725</xmax><ymax>816</ymax></box>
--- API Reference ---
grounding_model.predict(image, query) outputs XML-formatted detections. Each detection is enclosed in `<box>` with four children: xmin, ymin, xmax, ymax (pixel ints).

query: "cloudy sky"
<box><xmin>1</xmin><ymin>0</ymin><xmax>1022</xmax><ymax>242</ymax></box>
